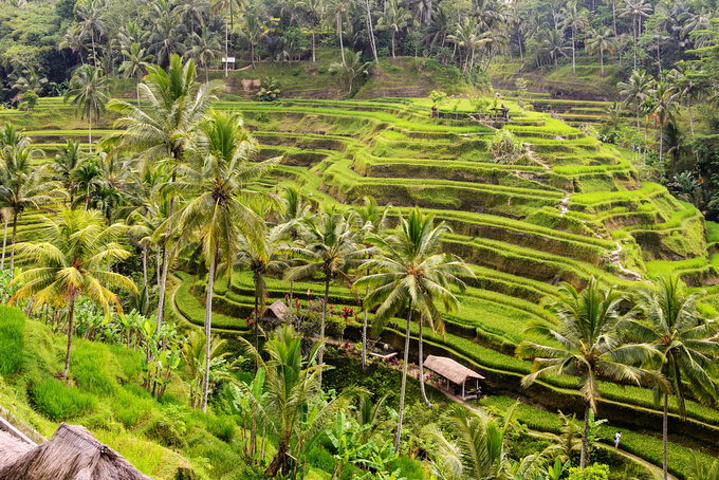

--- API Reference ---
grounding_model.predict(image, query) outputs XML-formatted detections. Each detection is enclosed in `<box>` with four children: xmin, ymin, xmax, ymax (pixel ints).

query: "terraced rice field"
<box><xmin>4</xmin><ymin>95</ymin><xmax>718</xmax><ymax>477</ymax></box>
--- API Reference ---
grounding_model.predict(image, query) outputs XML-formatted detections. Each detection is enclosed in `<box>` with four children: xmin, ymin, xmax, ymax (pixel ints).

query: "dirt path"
<box><xmin>607</xmin><ymin>242</ymin><xmax>645</xmax><ymax>282</ymax></box>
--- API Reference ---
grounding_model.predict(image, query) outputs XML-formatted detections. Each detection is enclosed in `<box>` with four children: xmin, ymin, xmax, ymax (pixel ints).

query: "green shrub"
<box><xmin>0</xmin><ymin>306</ymin><xmax>25</xmax><ymax>377</ymax></box>
<box><xmin>387</xmin><ymin>457</ymin><xmax>424</xmax><ymax>479</ymax></box>
<box><xmin>567</xmin><ymin>464</ymin><xmax>610</xmax><ymax>480</ymax></box>
<box><xmin>307</xmin><ymin>446</ymin><xmax>335</xmax><ymax>473</ymax></box>
<box><xmin>205</xmin><ymin>414</ymin><xmax>237</xmax><ymax>443</ymax></box>
<box><xmin>70</xmin><ymin>342</ymin><xmax>117</xmax><ymax>395</ymax></box>
<box><xmin>30</xmin><ymin>378</ymin><xmax>97</xmax><ymax>421</ymax></box>
<box><xmin>143</xmin><ymin>412</ymin><xmax>187</xmax><ymax>448</ymax></box>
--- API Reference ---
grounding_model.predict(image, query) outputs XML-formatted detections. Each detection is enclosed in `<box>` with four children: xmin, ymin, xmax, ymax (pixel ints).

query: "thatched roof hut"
<box><xmin>0</xmin><ymin>430</ymin><xmax>33</xmax><ymax>469</ymax></box>
<box><xmin>0</xmin><ymin>423</ymin><xmax>152</xmax><ymax>480</ymax></box>
<box><xmin>265</xmin><ymin>299</ymin><xmax>290</xmax><ymax>322</ymax></box>
<box><xmin>424</xmin><ymin>355</ymin><xmax>485</xmax><ymax>400</ymax></box>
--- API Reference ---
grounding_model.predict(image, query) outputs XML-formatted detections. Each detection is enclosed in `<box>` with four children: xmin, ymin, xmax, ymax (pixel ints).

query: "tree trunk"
<box><xmin>687</xmin><ymin>100</ymin><xmax>694</xmax><ymax>134</ymax></box>
<box><xmin>361</xmin><ymin>286</ymin><xmax>369</xmax><ymax>371</ymax></box>
<box><xmin>254</xmin><ymin>275</ymin><xmax>260</xmax><ymax>356</ymax></box>
<box><xmin>394</xmin><ymin>304</ymin><xmax>412</xmax><ymax>453</ymax></box>
<box><xmin>663</xmin><ymin>393</ymin><xmax>669</xmax><ymax>480</ymax></box>
<box><xmin>88</xmin><ymin>114</ymin><xmax>93</xmax><ymax>152</ymax></box>
<box><xmin>391</xmin><ymin>31</ymin><xmax>396</xmax><ymax>58</ymax></box>
<box><xmin>266</xmin><ymin>436</ymin><xmax>290</xmax><ymax>477</ymax></box>
<box><xmin>337</xmin><ymin>14</ymin><xmax>345</xmax><ymax>64</ymax></box>
<box><xmin>612</xmin><ymin>1</ymin><xmax>617</xmax><ymax>35</ymax></box>
<box><xmin>311</xmin><ymin>31</ymin><xmax>316</xmax><ymax>63</ymax></box>
<box><xmin>9</xmin><ymin>213</ymin><xmax>18</xmax><ymax>277</ymax></box>
<box><xmin>580</xmin><ymin>398</ymin><xmax>590</xmax><ymax>469</ymax></box>
<box><xmin>418</xmin><ymin>317</ymin><xmax>431</xmax><ymax>407</ymax></box>
<box><xmin>571</xmin><ymin>31</ymin><xmax>576</xmax><ymax>73</ymax></box>
<box><xmin>659</xmin><ymin>127</ymin><xmax>664</xmax><ymax>164</ymax></box>
<box><xmin>62</xmin><ymin>296</ymin><xmax>76</xmax><ymax>380</ymax></box>
<box><xmin>201</xmin><ymin>252</ymin><xmax>217</xmax><ymax>412</ymax></box>
<box><xmin>600</xmin><ymin>49</ymin><xmax>604</xmax><ymax>75</ymax></box>
<box><xmin>142</xmin><ymin>244</ymin><xmax>149</xmax><ymax>307</ymax></box>
<box><xmin>1</xmin><ymin>214</ymin><xmax>8</xmax><ymax>270</ymax></box>
<box><xmin>366</xmin><ymin>0</ymin><xmax>378</xmax><ymax>64</ymax></box>
<box><xmin>318</xmin><ymin>277</ymin><xmax>330</xmax><ymax>386</ymax></box>
<box><xmin>224</xmin><ymin>19</ymin><xmax>229</xmax><ymax>78</ymax></box>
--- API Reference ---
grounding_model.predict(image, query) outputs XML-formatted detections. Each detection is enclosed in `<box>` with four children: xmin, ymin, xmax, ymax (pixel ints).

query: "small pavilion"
<box><xmin>424</xmin><ymin>355</ymin><xmax>485</xmax><ymax>400</ymax></box>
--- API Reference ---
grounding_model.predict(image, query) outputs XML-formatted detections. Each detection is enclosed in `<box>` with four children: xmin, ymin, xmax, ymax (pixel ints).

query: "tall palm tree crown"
<box><xmin>9</xmin><ymin>209</ymin><xmax>136</xmax><ymax>379</ymax></box>
<box><xmin>517</xmin><ymin>278</ymin><xmax>663</xmax><ymax>469</ymax></box>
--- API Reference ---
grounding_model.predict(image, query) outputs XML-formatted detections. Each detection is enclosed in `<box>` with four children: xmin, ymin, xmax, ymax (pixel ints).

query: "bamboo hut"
<box><xmin>424</xmin><ymin>355</ymin><xmax>485</xmax><ymax>400</ymax></box>
<box><xmin>0</xmin><ymin>423</ymin><xmax>152</xmax><ymax>480</ymax></box>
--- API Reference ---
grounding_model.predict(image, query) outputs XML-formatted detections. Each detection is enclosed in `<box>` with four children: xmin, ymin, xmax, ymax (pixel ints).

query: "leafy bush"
<box><xmin>567</xmin><ymin>463</ymin><xmax>610</xmax><ymax>480</ymax></box>
<box><xmin>30</xmin><ymin>379</ymin><xmax>97</xmax><ymax>420</ymax></box>
<box><xmin>0</xmin><ymin>306</ymin><xmax>25</xmax><ymax>377</ymax></box>
<box><xmin>487</xmin><ymin>129</ymin><xmax>524</xmax><ymax>163</ymax></box>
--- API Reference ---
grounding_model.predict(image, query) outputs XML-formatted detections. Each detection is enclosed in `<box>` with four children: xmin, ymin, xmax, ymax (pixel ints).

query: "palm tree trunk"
<box><xmin>659</xmin><ymin>127</ymin><xmax>664</xmax><ymax>164</ymax></box>
<box><xmin>337</xmin><ymin>13</ymin><xmax>345</xmax><ymax>64</ymax></box>
<box><xmin>580</xmin><ymin>398</ymin><xmax>591</xmax><ymax>469</ymax></box>
<box><xmin>394</xmin><ymin>304</ymin><xmax>412</xmax><ymax>453</ymax></box>
<box><xmin>62</xmin><ymin>296</ymin><xmax>76</xmax><ymax>380</ymax></box>
<box><xmin>572</xmin><ymin>31</ymin><xmax>576</xmax><ymax>73</ymax></box>
<box><xmin>9</xmin><ymin>213</ymin><xmax>18</xmax><ymax>277</ymax></box>
<box><xmin>311</xmin><ymin>31</ymin><xmax>316</xmax><ymax>63</ymax></box>
<box><xmin>663</xmin><ymin>392</ymin><xmax>669</xmax><ymax>480</ymax></box>
<box><xmin>366</xmin><ymin>0</ymin><xmax>378</xmax><ymax>64</ymax></box>
<box><xmin>142</xmin><ymin>244</ymin><xmax>149</xmax><ymax>306</ymax></box>
<box><xmin>600</xmin><ymin>49</ymin><xmax>604</xmax><ymax>75</ymax></box>
<box><xmin>201</xmin><ymin>252</ymin><xmax>217</xmax><ymax>412</ymax></box>
<box><xmin>418</xmin><ymin>317</ymin><xmax>431</xmax><ymax>407</ymax></box>
<box><xmin>361</xmin><ymin>286</ymin><xmax>369</xmax><ymax>371</ymax></box>
<box><xmin>254</xmin><ymin>276</ymin><xmax>260</xmax><ymax>355</ymax></box>
<box><xmin>612</xmin><ymin>1</ymin><xmax>617</xmax><ymax>35</ymax></box>
<box><xmin>687</xmin><ymin>100</ymin><xmax>694</xmax><ymax>134</ymax></box>
<box><xmin>391</xmin><ymin>31</ymin><xmax>396</xmax><ymax>58</ymax></box>
<box><xmin>224</xmin><ymin>18</ymin><xmax>229</xmax><ymax>78</ymax></box>
<box><xmin>318</xmin><ymin>277</ymin><xmax>330</xmax><ymax>385</ymax></box>
<box><xmin>1</xmin><ymin>214</ymin><xmax>8</xmax><ymax>270</ymax></box>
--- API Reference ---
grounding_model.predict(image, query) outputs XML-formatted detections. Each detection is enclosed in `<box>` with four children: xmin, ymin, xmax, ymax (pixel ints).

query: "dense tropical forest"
<box><xmin>0</xmin><ymin>0</ymin><xmax>718</xmax><ymax>479</ymax></box>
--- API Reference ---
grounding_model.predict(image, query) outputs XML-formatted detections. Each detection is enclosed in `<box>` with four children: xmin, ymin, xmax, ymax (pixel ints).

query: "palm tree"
<box><xmin>630</xmin><ymin>276</ymin><xmax>719</xmax><ymax>480</ymax></box>
<box><xmin>543</xmin><ymin>29</ymin><xmax>568</xmax><ymax>70</ymax></box>
<box><xmin>355</xmin><ymin>208</ymin><xmax>472</xmax><ymax>452</ymax></box>
<box><xmin>9</xmin><ymin>209</ymin><xmax>136</xmax><ymax>379</ymax></box>
<box><xmin>586</xmin><ymin>28</ymin><xmax>615</xmax><ymax>75</ymax></box>
<box><xmin>276</xmin><ymin>185</ymin><xmax>311</xmax><ymax>308</ymax></box>
<box><xmin>328</xmin><ymin>0</ymin><xmax>348</xmax><ymax>64</ymax></box>
<box><xmin>76</xmin><ymin>0</ymin><xmax>107</xmax><ymax>66</ymax></box>
<box><xmin>175</xmin><ymin>109</ymin><xmax>271</xmax><ymax>411</ymax></box>
<box><xmin>0</xmin><ymin>144</ymin><xmax>57</xmax><ymax>275</ymax></box>
<box><xmin>298</xmin><ymin>0</ymin><xmax>325</xmax><ymax>63</ymax></box>
<box><xmin>648</xmin><ymin>79</ymin><xmax>679</xmax><ymax>164</ymax></box>
<box><xmin>186</xmin><ymin>26</ymin><xmax>221</xmax><ymax>83</ymax></box>
<box><xmin>236</xmin><ymin>224</ymin><xmax>290</xmax><ymax>352</ymax></box>
<box><xmin>240</xmin><ymin>14</ymin><xmax>268</xmax><ymax>67</ymax></box>
<box><xmin>329</xmin><ymin>49</ymin><xmax>371</xmax><ymax>95</ymax></box>
<box><xmin>238</xmin><ymin>325</ymin><xmax>359</xmax><ymax>477</ymax></box>
<box><xmin>376</xmin><ymin>0</ymin><xmax>412</xmax><ymax>58</ymax></box>
<box><xmin>350</xmin><ymin>196</ymin><xmax>389</xmax><ymax>371</ymax></box>
<box><xmin>65</xmin><ymin>65</ymin><xmax>109</xmax><ymax>151</ymax></box>
<box><xmin>517</xmin><ymin>278</ymin><xmax>663</xmax><ymax>469</ymax></box>
<box><xmin>211</xmin><ymin>0</ymin><xmax>243</xmax><ymax>77</ymax></box>
<box><xmin>447</xmin><ymin>19</ymin><xmax>492</xmax><ymax>74</ymax></box>
<box><xmin>181</xmin><ymin>330</ymin><xmax>231</xmax><ymax>409</ymax></box>
<box><xmin>618</xmin><ymin>69</ymin><xmax>653</xmax><ymax>128</ymax></box>
<box><xmin>107</xmin><ymin>54</ymin><xmax>216</xmax><ymax>334</ymax></box>
<box><xmin>424</xmin><ymin>405</ymin><xmax>523</xmax><ymax>479</ymax></box>
<box><xmin>50</xmin><ymin>140</ymin><xmax>83</xmax><ymax>205</ymax></box>
<box><xmin>560</xmin><ymin>2</ymin><xmax>588</xmax><ymax>73</ymax></box>
<box><xmin>119</xmin><ymin>42</ymin><xmax>152</xmax><ymax>105</ymax></box>
<box><xmin>619</xmin><ymin>0</ymin><xmax>652</xmax><ymax>69</ymax></box>
<box><xmin>286</xmin><ymin>209</ymin><xmax>368</xmax><ymax>380</ymax></box>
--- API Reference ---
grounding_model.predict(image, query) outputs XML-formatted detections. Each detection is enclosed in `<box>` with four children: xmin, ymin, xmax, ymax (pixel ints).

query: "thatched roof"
<box><xmin>0</xmin><ymin>430</ymin><xmax>33</xmax><ymax>469</ymax></box>
<box><xmin>0</xmin><ymin>423</ymin><xmax>152</xmax><ymax>480</ymax></box>
<box><xmin>266</xmin><ymin>299</ymin><xmax>290</xmax><ymax>321</ymax></box>
<box><xmin>424</xmin><ymin>355</ymin><xmax>485</xmax><ymax>385</ymax></box>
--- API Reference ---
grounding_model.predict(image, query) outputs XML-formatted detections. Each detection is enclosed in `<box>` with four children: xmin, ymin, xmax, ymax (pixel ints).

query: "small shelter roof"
<box><xmin>0</xmin><ymin>430</ymin><xmax>33</xmax><ymax>469</ymax></box>
<box><xmin>267</xmin><ymin>299</ymin><xmax>290</xmax><ymax>321</ymax></box>
<box><xmin>424</xmin><ymin>355</ymin><xmax>485</xmax><ymax>385</ymax></box>
<box><xmin>0</xmin><ymin>423</ymin><xmax>152</xmax><ymax>480</ymax></box>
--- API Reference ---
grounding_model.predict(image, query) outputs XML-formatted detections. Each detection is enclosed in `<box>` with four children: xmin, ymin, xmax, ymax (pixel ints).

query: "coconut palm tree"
<box><xmin>619</xmin><ymin>0</ymin><xmax>652</xmax><ymax>69</ymax></box>
<box><xmin>238</xmin><ymin>325</ymin><xmax>359</xmax><ymax>477</ymax></box>
<box><xmin>107</xmin><ymin>54</ymin><xmax>216</xmax><ymax>333</ymax></box>
<box><xmin>517</xmin><ymin>278</ymin><xmax>663</xmax><ymax>469</ymax></box>
<box><xmin>9</xmin><ymin>209</ymin><xmax>136</xmax><ymax>379</ymax></box>
<box><xmin>186</xmin><ymin>26</ymin><xmax>221</xmax><ymax>83</ymax></box>
<box><xmin>560</xmin><ymin>2</ymin><xmax>588</xmax><ymax>73</ymax></box>
<box><xmin>174</xmin><ymin>109</ymin><xmax>272</xmax><ymax>411</ymax></box>
<box><xmin>0</xmin><ymin>144</ymin><xmax>57</xmax><ymax>275</ymax></box>
<box><xmin>119</xmin><ymin>42</ymin><xmax>152</xmax><ymax>105</ymax></box>
<box><xmin>76</xmin><ymin>0</ymin><xmax>107</xmax><ymax>66</ymax></box>
<box><xmin>286</xmin><ymin>209</ymin><xmax>369</xmax><ymax>380</ymax></box>
<box><xmin>329</xmin><ymin>49</ymin><xmax>371</xmax><ymax>95</ymax></box>
<box><xmin>236</xmin><ymin>224</ymin><xmax>290</xmax><ymax>352</ymax></box>
<box><xmin>50</xmin><ymin>140</ymin><xmax>84</xmax><ymax>205</ymax></box>
<box><xmin>355</xmin><ymin>208</ymin><xmax>473</xmax><ymax>452</ymax></box>
<box><xmin>618</xmin><ymin>69</ymin><xmax>653</xmax><ymax>128</ymax></box>
<box><xmin>647</xmin><ymin>78</ymin><xmax>679</xmax><ymax>164</ymax></box>
<box><xmin>276</xmin><ymin>185</ymin><xmax>312</xmax><ymax>308</ymax></box>
<box><xmin>65</xmin><ymin>65</ymin><xmax>109</xmax><ymax>151</ymax></box>
<box><xmin>629</xmin><ymin>276</ymin><xmax>719</xmax><ymax>480</ymax></box>
<box><xmin>350</xmin><ymin>196</ymin><xmax>389</xmax><ymax>371</ymax></box>
<box><xmin>298</xmin><ymin>0</ymin><xmax>325</xmax><ymax>63</ymax></box>
<box><xmin>376</xmin><ymin>0</ymin><xmax>412</xmax><ymax>58</ymax></box>
<box><xmin>586</xmin><ymin>28</ymin><xmax>615</xmax><ymax>75</ymax></box>
<box><xmin>423</xmin><ymin>405</ymin><xmax>523</xmax><ymax>479</ymax></box>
